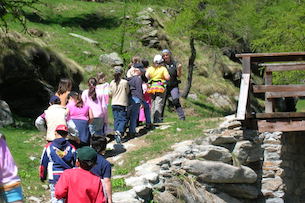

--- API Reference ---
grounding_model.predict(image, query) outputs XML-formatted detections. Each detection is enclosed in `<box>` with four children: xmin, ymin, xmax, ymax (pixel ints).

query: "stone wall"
<box><xmin>112</xmin><ymin>117</ymin><xmax>305</xmax><ymax>203</ymax></box>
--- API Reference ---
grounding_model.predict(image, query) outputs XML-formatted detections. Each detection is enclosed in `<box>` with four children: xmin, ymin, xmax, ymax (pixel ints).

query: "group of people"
<box><xmin>0</xmin><ymin>49</ymin><xmax>185</xmax><ymax>203</ymax></box>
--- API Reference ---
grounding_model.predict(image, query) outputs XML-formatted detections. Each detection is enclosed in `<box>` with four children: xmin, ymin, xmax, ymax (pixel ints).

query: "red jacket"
<box><xmin>55</xmin><ymin>168</ymin><xmax>105</xmax><ymax>203</ymax></box>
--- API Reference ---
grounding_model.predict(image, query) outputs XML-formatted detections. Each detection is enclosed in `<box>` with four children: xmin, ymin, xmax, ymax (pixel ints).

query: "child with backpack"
<box><xmin>39</xmin><ymin>125</ymin><xmax>77</xmax><ymax>203</ymax></box>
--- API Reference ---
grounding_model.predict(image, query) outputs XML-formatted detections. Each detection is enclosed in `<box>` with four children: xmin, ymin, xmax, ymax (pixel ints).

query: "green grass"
<box><xmin>0</xmin><ymin>126</ymin><xmax>49</xmax><ymax>200</ymax></box>
<box><xmin>296</xmin><ymin>99</ymin><xmax>305</xmax><ymax>112</ymax></box>
<box><xmin>112</xmin><ymin>112</ymin><xmax>221</xmax><ymax>177</ymax></box>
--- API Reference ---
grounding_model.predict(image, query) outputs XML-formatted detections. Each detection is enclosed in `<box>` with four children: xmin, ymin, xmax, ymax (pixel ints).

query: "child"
<box><xmin>39</xmin><ymin>125</ymin><xmax>77</xmax><ymax>203</ymax></box>
<box><xmin>82</xmin><ymin>77</ymin><xmax>106</xmax><ymax>137</ymax></box>
<box><xmin>55</xmin><ymin>146</ymin><xmax>106</xmax><ymax>203</ymax></box>
<box><xmin>91</xmin><ymin>136</ymin><xmax>112</xmax><ymax>203</ymax></box>
<box><xmin>44</xmin><ymin>95</ymin><xmax>68</xmax><ymax>142</ymax></box>
<box><xmin>96</xmin><ymin>72</ymin><xmax>110</xmax><ymax>135</ymax></box>
<box><xmin>127</xmin><ymin>63</ymin><xmax>152</xmax><ymax>137</ymax></box>
<box><xmin>109</xmin><ymin>67</ymin><xmax>129</xmax><ymax>144</ymax></box>
<box><xmin>66</xmin><ymin>91</ymin><xmax>93</xmax><ymax>146</ymax></box>
<box><xmin>0</xmin><ymin>133</ymin><xmax>24</xmax><ymax>203</ymax></box>
<box><xmin>56</xmin><ymin>78</ymin><xmax>72</xmax><ymax>106</ymax></box>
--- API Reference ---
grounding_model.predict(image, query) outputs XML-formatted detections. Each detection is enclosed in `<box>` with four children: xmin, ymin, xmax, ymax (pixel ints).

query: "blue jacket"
<box><xmin>39</xmin><ymin>138</ymin><xmax>76</xmax><ymax>184</ymax></box>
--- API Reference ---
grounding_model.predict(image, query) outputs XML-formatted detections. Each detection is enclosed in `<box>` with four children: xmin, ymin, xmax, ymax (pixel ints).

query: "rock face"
<box><xmin>0</xmin><ymin>100</ymin><xmax>13</xmax><ymax>127</ymax></box>
<box><xmin>0</xmin><ymin>32</ymin><xmax>83</xmax><ymax>117</ymax></box>
<box><xmin>136</xmin><ymin>8</ymin><xmax>171</xmax><ymax>50</ymax></box>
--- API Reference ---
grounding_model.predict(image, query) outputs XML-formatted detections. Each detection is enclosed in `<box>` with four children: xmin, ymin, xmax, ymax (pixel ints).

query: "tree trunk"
<box><xmin>181</xmin><ymin>37</ymin><xmax>196</xmax><ymax>98</ymax></box>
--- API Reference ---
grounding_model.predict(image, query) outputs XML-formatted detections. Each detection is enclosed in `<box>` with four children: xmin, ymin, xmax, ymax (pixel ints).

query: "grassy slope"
<box><xmin>1</xmin><ymin>0</ymin><xmax>237</xmax><ymax>199</ymax></box>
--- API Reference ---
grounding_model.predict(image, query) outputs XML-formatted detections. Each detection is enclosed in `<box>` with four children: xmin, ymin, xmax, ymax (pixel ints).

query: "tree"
<box><xmin>181</xmin><ymin>37</ymin><xmax>196</xmax><ymax>98</ymax></box>
<box><xmin>0</xmin><ymin>0</ymin><xmax>40</xmax><ymax>31</ymax></box>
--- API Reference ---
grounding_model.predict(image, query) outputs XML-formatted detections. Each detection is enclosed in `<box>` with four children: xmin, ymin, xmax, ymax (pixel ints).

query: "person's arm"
<box><xmin>164</xmin><ymin>68</ymin><xmax>170</xmax><ymax>81</ymax></box>
<box><xmin>39</xmin><ymin>145</ymin><xmax>50</xmax><ymax>181</ymax></box>
<box><xmin>89</xmin><ymin>108</ymin><xmax>94</xmax><ymax>124</ymax></box>
<box><xmin>104</xmin><ymin>178</ymin><xmax>112</xmax><ymax>203</ymax></box>
<box><xmin>177</xmin><ymin>63</ymin><xmax>182</xmax><ymax>78</ymax></box>
<box><xmin>145</xmin><ymin>68</ymin><xmax>151</xmax><ymax>80</ymax></box>
<box><xmin>35</xmin><ymin>115</ymin><xmax>46</xmax><ymax>132</ymax></box>
<box><xmin>55</xmin><ymin>172</ymin><xmax>68</xmax><ymax>200</ymax></box>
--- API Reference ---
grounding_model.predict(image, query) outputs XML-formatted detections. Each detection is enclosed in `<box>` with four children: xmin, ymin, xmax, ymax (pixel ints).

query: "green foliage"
<box><xmin>167</xmin><ymin>0</ymin><xmax>305</xmax><ymax>84</ymax></box>
<box><xmin>0</xmin><ymin>0</ymin><xmax>40</xmax><ymax>31</ymax></box>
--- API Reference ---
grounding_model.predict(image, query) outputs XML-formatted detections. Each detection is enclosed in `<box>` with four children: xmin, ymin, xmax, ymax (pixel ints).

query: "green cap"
<box><xmin>77</xmin><ymin>146</ymin><xmax>97</xmax><ymax>161</ymax></box>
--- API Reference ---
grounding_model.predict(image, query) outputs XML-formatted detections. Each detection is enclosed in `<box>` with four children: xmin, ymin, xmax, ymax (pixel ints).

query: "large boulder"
<box><xmin>0</xmin><ymin>100</ymin><xmax>13</xmax><ymax>127</ymax></box>
<box><xmin>182</xmin><ymin>160</ymin><xmax>257</xmax><ymax>183</ymax></box>
<box><xmin>232</xmin><ymin>141</ymin><xmax>262</xmax><ymax>165</ymax></box>
<box><xmin>193</xmin><ymin>145</ymin><xmax>232</xmax><ymax>163</ymax></box>
<box><xmin>0</xmin><ymin>32</ymin><xmax>83</xmax><ymax>117</ymax></box>
<box><xmin>99</xmin><ymin>52</ymin><xmax>123</xmax><ymax>67</ymax></box>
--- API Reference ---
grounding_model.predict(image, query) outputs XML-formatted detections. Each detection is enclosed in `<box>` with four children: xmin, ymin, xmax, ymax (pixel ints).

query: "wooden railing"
<box><xmin>235</xmin><ymin>52</ymin><xmax>305</xmax><ymax>132</ymax></box>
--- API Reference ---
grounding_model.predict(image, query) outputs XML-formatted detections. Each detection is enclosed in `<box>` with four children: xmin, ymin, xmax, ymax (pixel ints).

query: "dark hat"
<box><xmin>49</xmin><ymin>95</ymin><xmax>60</xmax><ymax>103</ymax></box>
<box><xmin>133</xmin><ymin>63</ymin><xmax>145</xmax><ymax>73</ymax></box>
<box><xmin>77</xmin><ymin>146</ymin><xmax>97</xmax><ymax>161</ymax></box>
<box><xmin>55</xmin><ymin>124</ymin><xmax>68</xmax><ymax>132</ymax></box>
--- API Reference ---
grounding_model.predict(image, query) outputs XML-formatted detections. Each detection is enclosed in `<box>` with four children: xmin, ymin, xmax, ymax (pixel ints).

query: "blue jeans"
<box><xmin>129</xmin><ymin>97</ymin><xmax>141</xmax><ymax>134</ymax></box>
<box><xmin>112</xmin><ymin>105</ymin><xmax>127</xmax><ymax>134</ymax></box>
<box><xmin>89</xmin><ymin>118</ymin><xmax>104</xmax><ymax>136</ymax></box>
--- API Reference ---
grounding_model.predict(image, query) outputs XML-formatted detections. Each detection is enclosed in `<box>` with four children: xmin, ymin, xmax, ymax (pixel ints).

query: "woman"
<box><xmin>67</xmin><ymin>91</ymin><xmax>93</xmax><ymax>146</ymax></box>
<box><xmin>96</xmin><ymin>72</ymin><xmax>110</xmax><ymax>135</ymax></box>
<box><xmin>56</xmin><ymin>78</ymin><xmax>72</xmax><ymax>106</ymax></box>
<box><xmin>161</xmin><ymin>49</ymin><xmax>186</xmax><ymax>120</ymax></box>
<box><xmin>82</xmin><ymin>78</ymin><xmax>106</xmax><ymax>137</ymax></box>
<box><xmin>145</xmin><ymin>54</ymin><xmax>170</xmax><ymax>123</ymax></box>
<box><xmin>109</xmin><ymin>67</ymin><xmax>129</xmax><ymax>144</ymax></box>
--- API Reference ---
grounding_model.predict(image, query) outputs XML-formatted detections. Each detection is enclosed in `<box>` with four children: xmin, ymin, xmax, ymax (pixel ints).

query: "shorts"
<box><xmin>0</xmin><ymin>185</ymin><xmax>23</xmax><ymax>202</ymax></box>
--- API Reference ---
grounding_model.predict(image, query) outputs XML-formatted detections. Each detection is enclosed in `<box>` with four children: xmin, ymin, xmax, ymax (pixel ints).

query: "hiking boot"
<box><xmin>145</xmin><ymin>123</ymin><xmax>155</xmax><ymax>130</ymax></box>
<box><xmin>114</xmin><ymin>131</ymin><xmax>122</xmax><ymax>144</ymax></box>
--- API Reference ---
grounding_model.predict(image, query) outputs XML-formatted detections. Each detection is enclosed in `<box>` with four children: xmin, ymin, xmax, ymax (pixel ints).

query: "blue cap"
<box><xmin>49</xmin><ymin>95</ymin><xmax>60</xmax><ymax>103</ymax></box>
<box><xmin>161</xmin><ymin>49</ymin><xmax>171</xmax><ymax>54</ymax></box>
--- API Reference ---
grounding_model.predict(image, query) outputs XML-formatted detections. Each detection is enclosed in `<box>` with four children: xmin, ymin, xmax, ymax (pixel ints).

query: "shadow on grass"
<box><xmin>25</xmin><ymin>12</ymin><xmax>121</xmax><ymax>30</ymax></box>
<box><xmin>190</xmin><ymin>100</ymin><xmax>232</xmax><ymax>116</ymax></box>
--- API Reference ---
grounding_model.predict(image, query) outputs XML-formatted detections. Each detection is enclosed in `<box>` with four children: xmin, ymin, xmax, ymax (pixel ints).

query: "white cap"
<box><xmin>153</xmin><ymin>54</ymin><xmax>163</xmax><ymax>64</ymax></box>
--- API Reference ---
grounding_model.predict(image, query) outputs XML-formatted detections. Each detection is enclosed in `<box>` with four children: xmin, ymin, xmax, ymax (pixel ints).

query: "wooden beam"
<box><xmin>266</xmin><ymin>92</ymin><xmax>305</xmax><ymax>98</ymax></box>
<box><xmin>236</xmin><ymin>52</ymin><xmax>305</xmax><ymax>58</ymax></box>
<box><xmin>253</xmin><ymin>85</ymin><xmax>305</xmax><ymax>93</ymax></box>
<box><xmin>256</xmin><ymin>112</ymin><xmax>305</xmax><ymax>119</ymax></box>
<box><xmin>258</xmin><ymin>119</ymin><xmax>305</xmax><ymax>132</ymax></box>
<box><xmin>265</xmin><ymin>64</ymin><xmax>305</xmax><ymax>72</ymax></box>
<box><xmin>265</xmin><ymin>72</ymin><xmax>273</xmax><ymax>113</ymax></box>
<box><xmin>236</xmin><ymin>56</ymin><xmax>251</xmax><ymax>120</ymax></box>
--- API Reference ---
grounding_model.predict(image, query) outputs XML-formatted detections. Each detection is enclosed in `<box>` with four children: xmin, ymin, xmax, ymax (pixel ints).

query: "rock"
<box><xmin>171</xmin><ymin>140</ymin><xmax>193</xmax><ymax>154</ymax></box>
<box><xmin>266</xmin><ymin>198</ymin><xmax>284</xmax><ymax>203</ymax></box>
<box><xmin>188</xmin><ymin>93</ymin><xmax>198</xmax><ymax>101</ymax></box>
<box><xmin>143</xmin><ymin>172</ymin><xmax>159</xmax><ymax>184</ymax></box>
<box><xmin>112</xmin><ymin>190</ymin><xmax>141</xmax><ymax>203</ymax></box>
<box><xmin>219</xmin><ymin>114</ymin><xmax>241</xmax><ymax>129</ymax></box>
<box><xmin>125</xmin><ymin>176</ymin><xmax>148</xmax><ymax>187</ymax></box>
<box><xmin>216</xmin><ymin>183</ymin><xmax>259</xmax><ymax>199</ymax></box>
<box><xmin>232</xmin><ymin>140</ymin><xmax>262</xmax><ymax>165</ymax></box>
<box><xmin>207</xmin><ymin>93</ymin><xmax>236</xmax><ymax>111</ymax></box>
<box><xmin>69</xmin><ymin>33</ymin><xmax>99</xmax><ymax>45</ymax></box>
<box><xmin>133</xmin><ymin>185</ymin><xmax>152</xmax><ymax>198</ymax></box>
<box><xmin>262</xmin><ymin>177</ymin><xmax>283</xmax><ymax>191</ymax></box>
<box><xmin>28</xmin><ymin>196</ymin><xmax>42</xmax><ymax>203</ymax></box>
<box><xmin>0</xmin><ymin>100</ymin><xmax>13</xmax><ymax>127</ymax></box>
<box><xmin>209</xmin><ymin>135</ymin><xmax>237</xmax><ymax>145</ymax></box>
<box><xmin>135</xmin><ymin>163</ymin><xmax>160</xmax><ymax>176</ymax></box>
<box><xmin>147</xmin><ymin>152</ymin><xmax>179</xmax><ymax>166</ymax></box>
<box><xmin>193</xmin><ymin>145</ymin><xmax>232</xmax><ymax>163</ymax></box>
<box><xmin>182</xmin><ymin>160</ymin><xmax>257</xmax><ymax>183</ymax></box>
<box><xmin>153</xmin><ymin>191</ymin><xmax>178</xmax><ymax>203</ymax></box>
<box><xmin>99</xmin><ymin>52</ymin><xmax>123</xmax><ymax>67</ymax></box>
<box><xmin>0</xmin><ymin>32</ymin><xmax>83</xmax><ymax>117</ymax></box>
